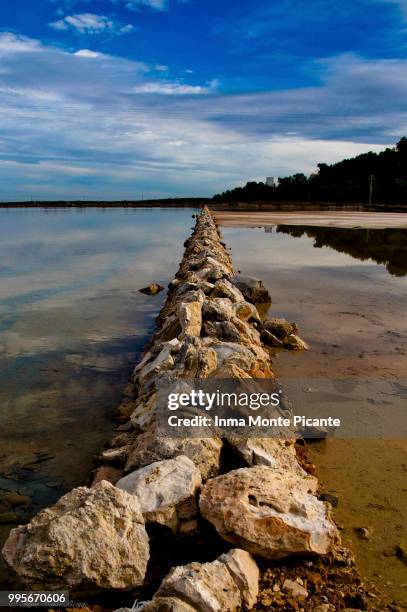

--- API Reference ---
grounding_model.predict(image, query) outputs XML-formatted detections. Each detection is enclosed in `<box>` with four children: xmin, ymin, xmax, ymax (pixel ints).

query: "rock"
<box><xmin>396</xmin><ymin>544</ymin><xmax>407</xmax><ymax>565</ymax></box>
<box><xmin>218</xmin><ymin>548</ymin><xmax>259</xmax><ymax>609</ymax></box>
<box><xmin>318</xmin><ymin>493</ymin><xmax>339</xmax><ymax>508</ymax></box>
<box><xmin>354</xmin><ymin>527</ymin><xmax>371</xmax><ymax>540</ymax></box>
<box><xmin>140</xmin><ymin>283</ymin><xmax>164</xmax><ymax>295</ymax></box>
<box><xmin>199</xmin><ymin>466</ymin><xmax>339</xmax><ymax>559</ymax></box>
<box><xmin>233</xmin><ymin>301</ymin><xmax>260</xmax><ymax>323</ymax></box>
<box><xmin>211</xmin><ymin>279</ymin><xmax>245</xmax><ymax>303</ymax></box>
<box><xmin>2</xmin><ymin>481</ymin><xmax>149</xmax><ymax>592</ymax></box>
<box><xmin>148</xmin><ymin>548</ymin><xmax>258</xmax><ymax>612</ymax></box>
<box><xmin>314</xmin><ymin>605</ymin><xmax>332</xmax><ymax>612</ymax></box>
<box><xmin>284</xmin><ymin>334</ymin><xmax>309</xmax><ymax>350</ymax></box>
<box><xmin>232</xmin><ymin>275</ymin><xmax>271</xmax><ymax>305</ymax></box>
<box><xmin>202</xmin><ymin>298</ymin><xmax>233</xmax><ymax>322</ymax></box>
<box><xmin>116</xmin><ymin>456</ymin><xmax>201</xmax><ymax>532</ymax></box>
<box><xmin>196</xmin><ymin>346</ymin><xmax>218</xmax><ymax>378</ymax></box>
<box><xmin>178</xmin><ymin>301</ymin><xmax>202</xmax><ymax>338</ymax></box>
<box><xmin>282</xmin><ymin>578</ymin><xmax>309</xmax><ymax>599</ymax></box>
<box><xmin>262</xmin><ymin>318</ymin><xmax>298</xmax><ymax>340</ymax></box>
<box><xmin>125</xmin><ymin>426</ymin><xmax>222</xmax><ymax>481</ymax></box>
<box><xmin>91</xmin><ymin>466</ymin><xmax>123</xmax><ymax>487</ymax></box>
<box><xmin>137</xmin><ymin>339</ymin><xmax>181</xmax><ymax>386</ymax></box>
<box><xmin>261</xmin><ymin>329</ymin><xmax>284</xmax><ymax>348</ymax></box>
<box><xmin>227</xmin><ymin>437</ymin><xmax>305</xmax><ymax>477</ymax></box>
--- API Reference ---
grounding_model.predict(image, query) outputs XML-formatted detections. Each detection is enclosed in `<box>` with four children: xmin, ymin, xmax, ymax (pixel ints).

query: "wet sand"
<box><xmin>217</xmin><ymin>220</ymin><xmax>407</xmax><ymax>606</ymax></box>
<box><xmin>214</xmin><ymin>210</ymin><xmax>407</xmax><ymax>229</ymax></box>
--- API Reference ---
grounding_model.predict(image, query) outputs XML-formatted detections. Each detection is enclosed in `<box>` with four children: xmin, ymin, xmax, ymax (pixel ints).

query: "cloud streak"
<box><xmin>49</xmin><ymin>12</ymin><xmax>135</xmax><ymax>35</ymax></box>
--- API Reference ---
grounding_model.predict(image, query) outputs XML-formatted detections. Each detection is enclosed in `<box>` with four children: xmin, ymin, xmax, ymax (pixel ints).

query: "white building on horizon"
<box><xmin>266</xmin><ymin>176</ymin><xmax>276</xmax><ymax>186</ymax></box>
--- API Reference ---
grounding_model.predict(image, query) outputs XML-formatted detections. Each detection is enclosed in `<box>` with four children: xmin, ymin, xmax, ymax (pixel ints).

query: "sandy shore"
<box><xmin>214</xmin><ymin>210</ymin><xmax>407</xmax><ymax>229</ymax></box>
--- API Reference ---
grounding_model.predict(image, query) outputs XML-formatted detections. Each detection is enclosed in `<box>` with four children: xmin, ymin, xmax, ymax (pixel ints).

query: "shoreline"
<box><xmin>1</xmin><ymin>207</ymin><xmax>392</xmax><ymax>610</ymax></box>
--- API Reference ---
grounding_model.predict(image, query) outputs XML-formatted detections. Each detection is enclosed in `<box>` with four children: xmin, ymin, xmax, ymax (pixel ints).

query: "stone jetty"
<box><xmin>2</xmin><ymin>207</ymin><xmax>377</xmax><ymax>611</ymax></box>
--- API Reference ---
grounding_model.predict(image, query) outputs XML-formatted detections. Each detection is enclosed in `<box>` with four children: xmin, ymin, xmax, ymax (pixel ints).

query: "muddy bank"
<box><xmin>1</xmin><ymin>207</ymin><xmax>393</xmax><ymax>611</ymax></box>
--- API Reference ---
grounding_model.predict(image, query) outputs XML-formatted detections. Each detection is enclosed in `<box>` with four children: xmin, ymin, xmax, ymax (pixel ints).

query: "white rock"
<box><xmin>283</xmin><ymin>578</ymin><xmax>309</xmax><ymax>599</ymax></box>
<box><xmin>2</xmin><ymin>481</ymin><xmax>149</xmax><ymax>591</ymax></box>
<box><xmin>199</xmin><ymin>466</ymin><xmax>339</xmax><ymax>559</ymax></box>
<box><xmin>218</xmin><ymin>548</ymin><xmax>259</xmax><ymax>609</ymax></box>
<box><xmin>178</xmin><ymin>301</ymin><xmax>202</xmax><ymax>337</ymax></box>
<box><xmin>116</xmin><ymin>456</ymin><xmax>201</xmax><ymax>532</ymax></box>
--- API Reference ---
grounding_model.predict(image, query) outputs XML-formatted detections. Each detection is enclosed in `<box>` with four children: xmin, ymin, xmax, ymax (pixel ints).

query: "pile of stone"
<box><xmin>1</xmin><ymin>207</ymin><xmax>339</xmax><ymax>610</ymax></box>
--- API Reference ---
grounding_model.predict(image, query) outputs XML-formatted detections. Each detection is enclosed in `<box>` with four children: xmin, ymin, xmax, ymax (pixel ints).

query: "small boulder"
<box><xmin>232</xmin><ymin>275</ymin><xmax>271</xmax><ymax>305</ymax></box>
<box><xmin>283</xmin><ymin>578</ymin><xmax>309</xmax><ymax>600</ymax></box>
<box><xmin>116</xmin><ymin>456</ymin><xmax>201</xmax><ymax>532</ymax></box>
<box><xmin>146</xmin><ymin>548</ymin><xmax>259</xmax><ymax>612</ymax></box>
<box><xmin>262</xmin><ymin>318</ymin><xmax>298</xmax><ymax>340</ymax></box>
<box><xmin>139</xmin><ymin>283</ymin><xmax>164</xmax><ymax>295</ymax></box>
<box><xmin>2</xmin><ymin>481</ymin><xmax>149</xmax><ymax>592</ymax></box>
<box><xmin>199</xmin><ymin>466</ymin><xmax>339</xmax><ymax>559</ymax></box>
<box><xmin>284</xmin><ymin>334</ymin><xmax>309</xmax><ymax>350</ymax></box>
<box><xmin>211</xmin><ymin>279</ymin><xmax>245</xmax><ymax>303</ymax></box>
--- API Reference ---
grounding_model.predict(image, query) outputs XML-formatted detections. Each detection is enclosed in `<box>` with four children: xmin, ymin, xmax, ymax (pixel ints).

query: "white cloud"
<box><xmin>0</xmin><ymin>33</ymin><xmax>405</xmax><ymax>200</ymax></box>
<box><xmin>133</xmin><ymin>79</ymin><xmax>218</xmax><ymax>95</ymax></box>
<box><xmin>74</xmin><ymin>48</ymin><xmax>101</xmax><ymax>57</ymax></box>
<box><xmin>155</xmin><ymin>64</ymin><xmax>169</xmax><ymax>72</ymax></box>
<box><xmin>49</xmin><ymin>13</ymin><xmax>135</xmax><ymax>35</ymax></box>
<box><xmin>125</xmin><ymin>0</ymin><xmax>168</xmax><ymax>11</ymax></box>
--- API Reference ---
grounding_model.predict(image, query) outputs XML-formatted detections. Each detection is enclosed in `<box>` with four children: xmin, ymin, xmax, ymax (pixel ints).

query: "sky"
<box><xmin>0</xmin><ymin>0</ymin><xmax>406</xmax><ymax>200</ymax></box>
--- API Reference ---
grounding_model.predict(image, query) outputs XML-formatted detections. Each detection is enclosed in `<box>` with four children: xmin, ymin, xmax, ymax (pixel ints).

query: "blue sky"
<box><xmin>0</xmin><ymin>0</ymin><xmax>406</xmax><ymax>199</ymax></box>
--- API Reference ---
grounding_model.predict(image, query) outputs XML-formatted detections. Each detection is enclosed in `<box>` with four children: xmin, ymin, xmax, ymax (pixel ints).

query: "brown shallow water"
<box><xmin>216</xmin><ymin>214</ymin><xmax>407</xmax><ymax>606</ymax></box>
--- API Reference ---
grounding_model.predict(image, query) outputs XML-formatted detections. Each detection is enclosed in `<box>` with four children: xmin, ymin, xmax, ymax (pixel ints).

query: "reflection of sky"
<box><xmin>0</xmin><ymin>208</ymin><xmax>197</xmax><ymax>357</ymax></box>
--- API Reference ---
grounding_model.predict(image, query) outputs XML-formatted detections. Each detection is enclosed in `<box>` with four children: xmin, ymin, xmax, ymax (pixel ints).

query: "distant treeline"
<box><xmin>213</xmin><ymin>138</ymin><xmax>407</xmax><ymax>205</ymax></box>
<box><xmin>0</xmin><ymin>198</ymin><xmax>210</xmax><ymax>208</ymax></box>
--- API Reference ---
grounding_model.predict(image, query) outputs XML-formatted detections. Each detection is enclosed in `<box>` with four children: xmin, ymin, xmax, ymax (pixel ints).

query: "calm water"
<box><xmin>0</xmin><ymin>207</ymin><xmax>197</xmax><ymax>587</ymax></box>
<box><xmin>1</xmin><ymin>208</ymin><xmax>406</xmax><ymax>602</ymax></box>
<box><xmin>218</xmin><ymin>219</ymin><xmax>407</xmax><ymax>605</ymax></box>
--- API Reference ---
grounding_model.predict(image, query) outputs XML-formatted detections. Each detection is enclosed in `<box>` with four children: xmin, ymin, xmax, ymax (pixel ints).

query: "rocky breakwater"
<box><xmin>2</xmin><ymin>207</ymin><xmax>348</xmax><ymax>610</ymax></box>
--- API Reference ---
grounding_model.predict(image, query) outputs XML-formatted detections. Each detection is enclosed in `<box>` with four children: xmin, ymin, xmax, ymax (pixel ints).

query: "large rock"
<box><xmin>211</xmin><ymin>279</ymin><xmax>244</xmax><ymax>303</ymax></box>
<box><xmin>144</xmin><ymin>548</ymin><xmax>259</xmax><ymax>612</ymax></box>
<box><xmin>262</xmin><ymin>317</ymin><xmax>298</xmax><ymax>340</ymax></box>
<box><xmin>116</xmin><ymin>456</ymin><xmax>201</xmax><ymax>532</ymax></box>
<box><xmin>199</xmin><ymin>466</ymin><xmax>339</xmax><ymax>559</ymax></box>
<box><xmin>232</xmin><ymin>275</ymin><xmax>271</xmax><ymax>305</ymax></box>
<box><xmin>2</xmin><ymin>481</ymin><xmax>149</xmax><ymax>592</ymax></box>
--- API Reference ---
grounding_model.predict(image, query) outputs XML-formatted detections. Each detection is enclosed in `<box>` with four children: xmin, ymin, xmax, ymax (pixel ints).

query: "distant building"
<box><xmin>266</xmin><ymin>176</ymin><xmax>276</xmax><ymax>186</ymax></box>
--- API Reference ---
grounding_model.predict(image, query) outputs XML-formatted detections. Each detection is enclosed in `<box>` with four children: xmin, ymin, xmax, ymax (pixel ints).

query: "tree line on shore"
<box><xmin>213</xmin><ymin>137</ymin><xmax>407</xmax><ymax>205</ymax></box>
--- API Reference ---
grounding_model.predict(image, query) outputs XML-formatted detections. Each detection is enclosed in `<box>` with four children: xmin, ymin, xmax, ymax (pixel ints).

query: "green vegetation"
<box><xmin>213</xmin><ymin>138</ymin><xmax>407</xmax><ymax>205</ymax></box>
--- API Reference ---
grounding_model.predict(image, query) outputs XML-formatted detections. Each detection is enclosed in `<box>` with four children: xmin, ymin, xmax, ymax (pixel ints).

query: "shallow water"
<box><xmin>0</xmin><ymin>207</ymin><xmax>197</xmax><ymax>588</ymax></box>
<box><xmin>217</xmin><ymin>217</ymin><xmax>407</xmax><ymax>605</ymax></box>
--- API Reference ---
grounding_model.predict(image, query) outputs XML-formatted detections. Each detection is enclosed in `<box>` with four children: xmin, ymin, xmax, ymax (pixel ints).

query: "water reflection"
<box><xmin>275</xmin><ymin>226</ymin><xmax>407</xmax><ymax>277</ymax></box>
<box><xmin>0</xmin><ymin>207</ymin><xmax>197</xmax><ymax>588</ymax></box>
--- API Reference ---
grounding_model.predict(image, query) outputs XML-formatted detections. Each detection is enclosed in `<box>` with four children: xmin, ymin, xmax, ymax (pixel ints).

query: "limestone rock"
<box><xmin>116</xmin><ymin>456</ymin><xmax>201</xmax><ymax>532</ymax></box>
<box><xmin>262</xmin><ymin>318</ymin><xmax>298</xmax><ymax>340</ymax></box>
<box><xmin>125</xmin><ymin>426</ymin><xmax>222</xmax><ymax>481</ymax></box>
<box><xmin>150</xmin><ymin>549</ymin><xmax>258</xmax><ymax>612</ymax></box>
<box><xmin>218</xmin><ymin>548</ymin><xmax>259</xmax><ymax>609</ymax></box>
<box><xmin>284</xmin><ymin>334</ymin><xmax>309</xmax><ymax>350</ymax></box>
<box><xmin>139</xmin><ymin>283</ymin><xmax>164</xmax><ymax>295</ymax></box>
<box><xmin>178</xmin><ymin>301</ymin><xmax>202</xmax><ymax>338</ymax></box>
<box><xmin>211</xmin><ymin>279</ymin><xmax>244</xmax><ymax>303</ymax></box>
<box><xmin>260</xmin><ymin>329</ymin><xmax>284</xmax><ymax>348</ymax></box>
<box><xmin>199</xmin><ymin>466</ymin><xmax>339</xmax><ymax>559</ymax></box>
<box><xmin>283</xmin><ymin>578</ymin><xmax>309</xmax><ymax>599</ymax></box>
<box><xmin>227</xmin><ymin>437</ymin><xmax>305</xmax><ymax>477</ymax></box>
<box><xmin>233</xmin><ymin>301</ymin><xmax>260</xmax><ymax>323</ymax></box>
<box><xmin>232</xmin><ymin>275</ymin><xmax>271</xmax><ymax>305</ymax></box>
<box><xmin>2</xmin><ymin>481</ymin><xmax>149</xmax><ymax>592</ymax></box>
<box><xmin>202</xmin><ymin>297</ymin><xmax>233</xmax><ymax>321</ymax></box>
